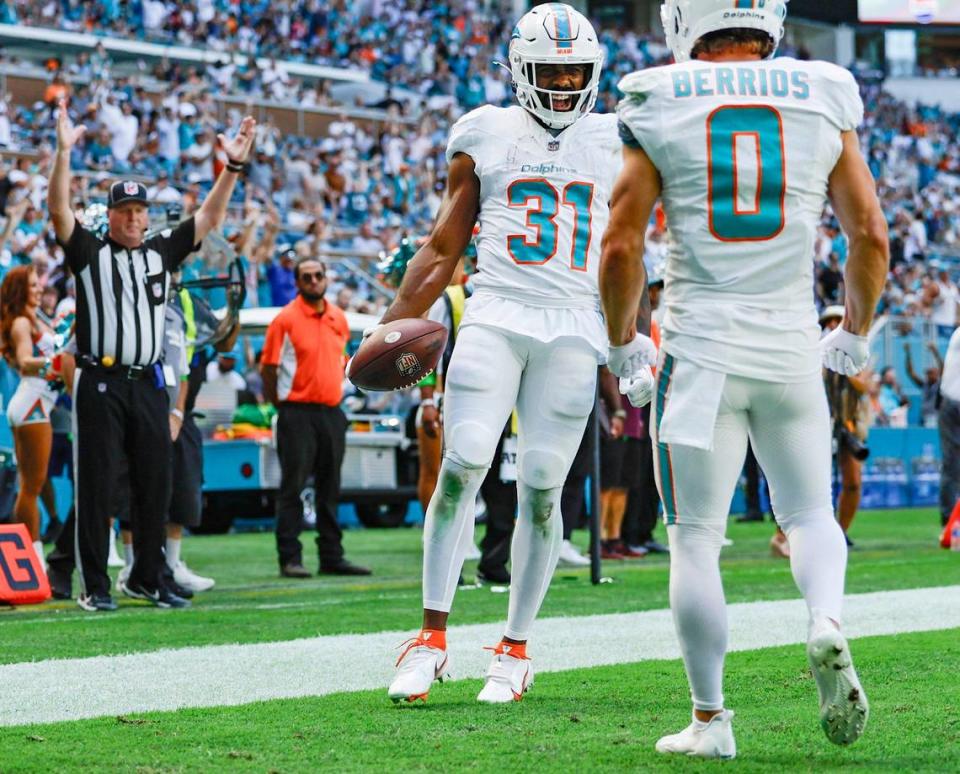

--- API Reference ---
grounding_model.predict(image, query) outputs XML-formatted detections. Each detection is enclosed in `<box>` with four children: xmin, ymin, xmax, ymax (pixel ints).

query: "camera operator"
<box><xmin>821</xmin><ymin>306</ymin><xmax>872</xmax><ymax>546</ymax></box>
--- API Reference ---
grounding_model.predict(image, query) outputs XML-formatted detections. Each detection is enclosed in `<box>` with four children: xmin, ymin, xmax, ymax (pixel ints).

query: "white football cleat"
<box><xmin>807</xmin><ymin>618</ymin><xmax>869</xmax><ymax>745</ymax></box>
<box><xmin>655</xmin><ymin>710</ymin><xmax>736</xmax><ymax>759</ymax></box>
<box><xmin>557</xmin><ymin>540</ymin><xmax>590</xmax><ymax>567</ymax></box>
<box><xmin>388</xmin><ymin>635</ymin><xmax>449</xmax><ymax>704</ymax></box>
<box><xmin>477</xmin><ymin>642</ymin><xmax>533</xmax><ymax>703</ymax></box>
<box><xmin>173</xmin><ymin>560</ymin><xmax>215</xmax><ymax>592</ymax></box>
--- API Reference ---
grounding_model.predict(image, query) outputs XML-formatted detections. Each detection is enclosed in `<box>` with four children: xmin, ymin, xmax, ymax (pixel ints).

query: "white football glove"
<box><xmin>820</xmin><ymin>326</ymin><xmax>870</xmax><ymax>376</ymax></box>
<box><xmin>620</xmin><ymin>367</ymin><xmax>654</xmax><ymax>408</ymax></box>
<box><xmin>607</xmin><ymin>334</ymin><xmax>658</xmax><ymax>379</ymax></box>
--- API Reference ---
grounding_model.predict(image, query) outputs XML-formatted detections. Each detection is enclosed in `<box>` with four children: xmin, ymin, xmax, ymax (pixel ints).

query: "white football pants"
<box><xmin>653</xmin><ymin>356</ymin><xmax>848</xmax><ymax>711</ymax></box>
<box><xmin>422</xmin><ymin>324</ymin><xmax>597</xmax><ymax>640</ymax></box>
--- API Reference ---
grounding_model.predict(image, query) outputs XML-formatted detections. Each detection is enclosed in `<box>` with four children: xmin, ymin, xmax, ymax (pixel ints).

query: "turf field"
<box><xmin>1</xmin><ymin>507</ymin><xmax>957</xmax><ymax>771</ymax></box>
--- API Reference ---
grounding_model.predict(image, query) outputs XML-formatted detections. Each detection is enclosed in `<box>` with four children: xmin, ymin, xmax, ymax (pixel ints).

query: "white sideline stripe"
<box><xmin>2</xmin><ymin>585</ymin><xmax>959</xmax><ymax>727</ymax></box>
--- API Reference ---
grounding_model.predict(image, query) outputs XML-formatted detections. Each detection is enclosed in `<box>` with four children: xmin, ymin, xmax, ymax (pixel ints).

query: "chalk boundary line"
<box><xmin>1</xmin><ymin>585</ymin><xmax>958</xmax><ymax>727</ymax></box>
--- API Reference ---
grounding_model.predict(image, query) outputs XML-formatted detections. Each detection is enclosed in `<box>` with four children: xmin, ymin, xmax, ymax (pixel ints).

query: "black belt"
<box><xmin>77</xmin><ymin>353</ymin><xmax>153</xmax><ymax>380</ymax></box>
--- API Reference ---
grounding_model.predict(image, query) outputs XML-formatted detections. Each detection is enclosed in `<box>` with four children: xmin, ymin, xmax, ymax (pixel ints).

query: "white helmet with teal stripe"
<box><xmin>508</xmin><ymin>3</ymin><xmax>603</xmax><ymax>130</ymax></box>
<box><xmin>661</xmin><ymin>0</ymin><xmax>788</xmax><ymax>63</ymax></box>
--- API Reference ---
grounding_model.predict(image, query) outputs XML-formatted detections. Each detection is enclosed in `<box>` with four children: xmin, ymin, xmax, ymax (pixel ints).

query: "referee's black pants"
<box><xmin>74</xmin><ymin>368</ymin><xmax>171</xmax><ymax>597</ymax></box>
<box><xmin>275</xmin><ymin>402</ymin><xmax>347</xmax><ymax>568</ymax></box>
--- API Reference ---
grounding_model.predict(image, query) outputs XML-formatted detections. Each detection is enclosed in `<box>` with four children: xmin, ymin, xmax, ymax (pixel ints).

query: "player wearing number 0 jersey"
<box><xmin>384</xmin><ymin>3</ymin><xmax>620</xmax><ymax>706</ymax></box>
<box><xmin>600</xmin><ymin>0</ymin><xmax>889</xmax><ymax>760</ymax></box>
<box><xmin>618</xmin><ymin>56</ymin><xmax>862</xmax><ymax>381</ymax></box>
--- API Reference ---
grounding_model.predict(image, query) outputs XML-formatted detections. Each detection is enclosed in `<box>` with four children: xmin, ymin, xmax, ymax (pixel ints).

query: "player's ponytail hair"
<box><xmin>0</xmin><ymin>265</ymin><xmax>35</xmax><ymax>361</ymax></box>
<box><xmin>691</xmin><ymin>28</ymin><xmax>776</xmax><ymax>60</ymax></box>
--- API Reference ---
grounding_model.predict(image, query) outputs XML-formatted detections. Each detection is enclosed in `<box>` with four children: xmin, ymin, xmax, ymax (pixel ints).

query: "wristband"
<box><xmin>225</xmin><ymin>162</ymin><xmax>244</xmax><ymax>174</ymax></box>
<box><xmin>170</xmin><ymin>408</ymin><xmax>184</xmax><ymax>420</ymax></box>
<box><xmin>37</xmin><ymin>356</ymin><xmax>51</xmax><ymax>378</ymax></box>
<box><xmin>613</xmin><ymin>409</ymin><xmax>627</xmax><ymax>420</ymax></box>
<box><xmin>420</xmin><ymin>398</ymin><xmax>436</xmax><ymax>408</ymax></box>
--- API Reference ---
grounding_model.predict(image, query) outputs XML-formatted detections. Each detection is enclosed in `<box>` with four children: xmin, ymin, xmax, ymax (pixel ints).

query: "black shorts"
<box><xmin>600</xmin><ymin>436</ymin><xmax>626</xmax><ymax>490</ymax></box>
<box><xmin>169</xmin><ymin>415</ymin><xmax>203</xmax><ymax>528</ymax></box>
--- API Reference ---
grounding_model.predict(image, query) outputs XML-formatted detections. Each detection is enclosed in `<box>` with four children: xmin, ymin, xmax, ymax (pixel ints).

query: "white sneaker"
<box><xmin>557</xmin><ymin>539</ymin><xmax>590</xmax><ymax>567</ymax></box>
<box><xmin>807</xmin><ymin>618</ymin><xmax>869</xmax><ymax>745</ymax></box>
<box><xmin>656</xmin><ymin>710</ymin><xmax>736</xmax><ymax>759</ymax></box>
<box><xmin>107</xmin><ymin>539</ymin><xmax>124</xmax><ymax>568</ymax></box>
<box><xmin>388</xmin><ymin>635</ymin><xmax>449</xmax><ymax>703</ymax></box>
<box><xmin>477</xmin><ymin>643</ymin><xmax>533</xmax><ymax>703</ymax></box>
<box><xmin>115</xmin><ymin>565</ymin><xmax>131</xmax><ymax>594</ymax></box>
<box><xmin>172</xmin><ymin>560</ymin><xmax>215</xmax><ymax>592</ymax></box>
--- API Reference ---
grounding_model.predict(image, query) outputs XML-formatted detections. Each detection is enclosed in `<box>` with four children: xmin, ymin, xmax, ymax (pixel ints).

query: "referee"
<box><xmin>47</xmin><ymin>98</ymin><xmax>256</xmax><ymax>611</ymax></box>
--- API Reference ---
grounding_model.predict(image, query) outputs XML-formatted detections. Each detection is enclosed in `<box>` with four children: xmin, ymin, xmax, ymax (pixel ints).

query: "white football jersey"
<box><xmin>619</xmin><ymin>58</ymin><xmax>864</xmax><ymax>382</ymax></box>
<box><xmin>445</xmin><ymin>105</ymin><xmax>621</xmax><ymax>355</ymax></box>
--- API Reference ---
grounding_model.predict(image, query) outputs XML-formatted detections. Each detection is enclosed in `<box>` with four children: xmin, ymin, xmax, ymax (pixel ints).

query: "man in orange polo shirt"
<box><xmin>261</xmin><ymin>257</ymin><xmax>371</xmax><ymax>578</ymax></box>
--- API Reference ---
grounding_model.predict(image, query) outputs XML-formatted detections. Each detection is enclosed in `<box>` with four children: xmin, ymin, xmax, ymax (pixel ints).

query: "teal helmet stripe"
<box><xmin>550</xmin><ymin>3</ymin><xmax>573</xmax><ymax>49</ymax></box>
<box><xmin>735</xmin><ymin>0</ymin><xmax>756</xmax><ymax>7</ymax></box>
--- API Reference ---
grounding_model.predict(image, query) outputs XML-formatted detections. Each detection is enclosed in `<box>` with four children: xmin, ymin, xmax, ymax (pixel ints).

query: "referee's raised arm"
<box><xmin>48</xmin><ymin>97</ymin><xmax>85</xmax><ymax>250</ymax></box>
<box><xmin>192</xmin><ymin>115</ymin><xmax>257</xmax><ymax>246</ymax></box>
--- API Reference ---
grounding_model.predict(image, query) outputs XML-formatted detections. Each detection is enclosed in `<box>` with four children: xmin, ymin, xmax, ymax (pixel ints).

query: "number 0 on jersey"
<box><xmin>707</xmin><ymin>105</ymin><xmax>786</xmax><ymax>242</ymax></box>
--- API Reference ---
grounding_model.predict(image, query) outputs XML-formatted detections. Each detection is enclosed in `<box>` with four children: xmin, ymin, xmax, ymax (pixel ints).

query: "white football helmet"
<box><xmin>661</xmin><ymin>0</ymin><xmax>788</xmax><ymax>63</ymax></box>
<box><xmin>508</xmin><ymin>3</ymin><xmax>603</xmax><ymax>130</ymax></box>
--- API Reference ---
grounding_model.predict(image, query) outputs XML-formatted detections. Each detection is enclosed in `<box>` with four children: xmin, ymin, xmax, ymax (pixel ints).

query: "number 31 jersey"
<box><xmin>446</xmin><ymin>105</ymin><xmax>621</xmax><ymax>348</ymax></box>
<box><xmin>618</xmin><ymin>58</ymin><xmax>864</xmax><ymax>382</ymax></box>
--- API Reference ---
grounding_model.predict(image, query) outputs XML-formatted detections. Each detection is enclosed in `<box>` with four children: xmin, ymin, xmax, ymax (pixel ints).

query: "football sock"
<box><xmin>503</xmin><ymin>483</ymin><xmax>563</xmax><ymax>641</ymax></box>
<box><xmin>422</xmin><ymin>458</ymin><xmax>486</xmax><ymax>612</ymax></box>
<box><xmin>778</xmin><ymin>508</ymin><xmax>847</xmax><ymax>624</ymax></box>
<box><xmin>33</xmin><ymin>540</ymin><xmax>45</xmax><ymax>569</ymax></box>
<box><xmin>166</xmin><ymin>537</ymin><xmax>182</xmax><ymax>570</ymax></box>
<box><xmin>493</xmin><ymin>640</ymin><xmax>527</xmax><ymax>659</ymax></box>
<box><xmin>418</xmin><ymin>629</ymin><xmax>446</xmax><ymax>650</ymax></box>
<box><xmin>667</xmin><ymin>523</ymin><xmax>727</xmax><ymax>712</ymax></box>
<box><xmin>123</xmin><ymin>542</ymin><xmax>135</xmax><ymax>569</ymax></box>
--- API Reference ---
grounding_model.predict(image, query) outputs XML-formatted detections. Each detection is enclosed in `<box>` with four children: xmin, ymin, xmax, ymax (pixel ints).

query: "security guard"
<box><xmin>47</xmin><ymin>98</ymin><xmax>256</xmax><ymax>611</ymax></box>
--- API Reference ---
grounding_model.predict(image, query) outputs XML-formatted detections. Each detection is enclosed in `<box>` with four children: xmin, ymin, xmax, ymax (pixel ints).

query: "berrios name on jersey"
<box><xmin>618</xmin><ymin>58</ymin><xmax>864</xmax><ymax>382</ymax></box>
<box><xmin>445</xmin><ymin>105</ymin><xmax>622</xmax><ymax>307</ymax></box>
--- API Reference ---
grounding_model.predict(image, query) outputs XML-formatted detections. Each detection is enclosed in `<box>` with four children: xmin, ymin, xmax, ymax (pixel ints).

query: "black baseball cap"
<box><xmin>108</xmin><ymin>180</ymin><xmax>148</xmax><ymax>209</ymax></box>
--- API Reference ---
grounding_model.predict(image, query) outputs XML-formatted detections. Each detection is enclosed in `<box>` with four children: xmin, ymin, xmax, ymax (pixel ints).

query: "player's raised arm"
<box><xmin>827</xmin><ymin>131</ymin><xmax>889</xmax><ymax>336</ymax></box>
<box><xmin>381</xmin><ymin>154</ymin><xmax>479</xmax><ymax>323</ymax></box>
<box><xmin>599</xmin><ymin>144</ymin><xmax>661</xmax><ymax>348</ymax></box>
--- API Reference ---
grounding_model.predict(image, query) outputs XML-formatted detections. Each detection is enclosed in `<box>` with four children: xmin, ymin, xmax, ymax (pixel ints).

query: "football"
<box><xmin>347</xmin><ymin>318</ymin><xmax>448</xmax><ymax>392</ymax></box>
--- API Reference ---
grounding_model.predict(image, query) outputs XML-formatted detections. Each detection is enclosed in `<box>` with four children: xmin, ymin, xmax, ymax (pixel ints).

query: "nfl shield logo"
<box><xmin>151</xmin><ymin>281</ymin><xmax>164</xmax><ymax>300</ymax></box>
<box><xmin>124</xmin><ymin>181</ymin><xmax>140</xmax><ymax>195</ymax></box>
<box><xmin>547</xmin><ymin>140</ymin><xmax>560</xmax><ymax>152</ymax></box>
<box><xmin>395</xmin><ymin>352</ymin><xmax>421</xmax><ymax>377</ymax></box>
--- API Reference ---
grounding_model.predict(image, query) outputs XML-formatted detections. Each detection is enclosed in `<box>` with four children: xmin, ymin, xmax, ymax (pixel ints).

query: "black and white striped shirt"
<box><xmin>61</xmin><ymin>218</ymin><xmax>197</xmax><ymax>367</ymax></box>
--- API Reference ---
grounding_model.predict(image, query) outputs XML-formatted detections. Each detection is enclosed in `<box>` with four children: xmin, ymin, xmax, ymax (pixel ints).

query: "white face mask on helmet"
<box><xmin>661</xmin><ymin>0</ymin><xmax>788</xmax><ymax>64</ymax></box>
<box><xmin>508</xmin><ymin>3</ymin><xmax>604</xmax><ymax>130</ymax></box>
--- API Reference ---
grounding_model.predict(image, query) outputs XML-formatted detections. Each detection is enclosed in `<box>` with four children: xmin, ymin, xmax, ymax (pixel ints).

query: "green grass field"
<box><xmin>1</xmin><ymin>507</ymin><xmax>957</xmax><ymax>771</ymax></box>
<box><xmin>4</xmin><ymin>629</ymin><xmax>958</xmax><ymax>773</ymax></box>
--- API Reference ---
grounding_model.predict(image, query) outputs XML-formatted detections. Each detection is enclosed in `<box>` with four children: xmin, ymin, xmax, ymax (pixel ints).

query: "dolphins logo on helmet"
<box><xmin>508</xmin><ymin>3</ymin><xmax>604</xmax><ymax>130</ymax></box>
<box><xmin>660</xmin><ymin>0</ymin><xmax>788</xmax><ymax>64</ymax></box>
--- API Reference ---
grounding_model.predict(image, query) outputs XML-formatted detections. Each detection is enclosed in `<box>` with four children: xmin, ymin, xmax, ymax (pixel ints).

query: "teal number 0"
<box><xmin>507</xmin><ymin>178</ymin><xmax>594</xmax><ymax>270</ymax></box>
<box><xmin>706</xmin><ymin>105</ymin><xmax>786</xmax><ymax>242</ymax></box>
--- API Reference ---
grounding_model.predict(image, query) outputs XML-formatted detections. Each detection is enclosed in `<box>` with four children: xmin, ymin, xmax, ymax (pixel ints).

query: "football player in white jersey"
<box><xmin>383</xmin><ymin>3</ymin><xmax>627</xmax><ymax>705</ymax></box>
<box><xmin>599</xmin><ymin>0</ymin><xmax>889</xmax><ymax>759</ymax></box>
